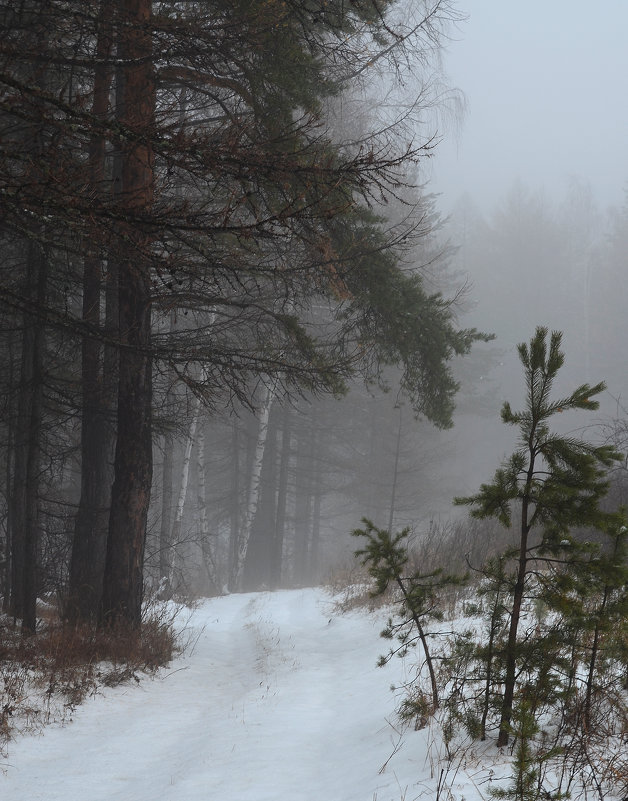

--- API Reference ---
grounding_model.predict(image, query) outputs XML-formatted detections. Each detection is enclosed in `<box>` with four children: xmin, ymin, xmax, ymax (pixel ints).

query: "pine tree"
<box><xmin>456</xmin><ymin>327</ymin><xmax>621</xmax><ymax>746</ymax></box>
<box><xmin>490</xmin><ymin>699</ymin><xmax>565</xmax><ymax>801</ymax></box>
<box><xmin>543</xmin><ymin>521</ymin><xmax>628</xmax><ymax>731</ymax></box>
<box><xmin>476</xmin><ymin>554</ymin><xmax>511</xmax><ymax>741</ymax></box>
<box><xmin>353</xmin><ymin>519</ymin><xmax>465</xmax><ymax>713</ymax></box>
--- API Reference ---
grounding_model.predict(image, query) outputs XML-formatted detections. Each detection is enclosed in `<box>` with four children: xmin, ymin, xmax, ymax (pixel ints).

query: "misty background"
<box><xmin>3</xmin><ymin>1</ymin><xmax>627</xmax><ymax>605</ymax></box>
<box><xmin>157</xmin><ymin>2</ymin><xmax>628</xmax><ymax>590</ymax></box>
<box><xmin>433</xmin><ymin>0</ymin><xmax>628</xmax><ymax>211</ymax></box>
<box><xmin>429</xmin><ymin>0</ymin><xmax>628</xmax><ymax>515</ymax></box>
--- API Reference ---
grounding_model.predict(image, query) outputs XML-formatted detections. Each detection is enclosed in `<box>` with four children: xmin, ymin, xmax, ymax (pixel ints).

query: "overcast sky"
<box><xmin>430</xmin><ymin>1</ymin><xmax>628</xmax><ymax>213</ymax></box>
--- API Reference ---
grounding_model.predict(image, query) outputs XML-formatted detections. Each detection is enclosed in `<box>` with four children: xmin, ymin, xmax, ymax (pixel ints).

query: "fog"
<box><xmin>160</xmin><ymin>4</ymin><xmax>628</xmax><ymax>582</ymax></box>
<box><xmin>3</xmin><ymin>1</ymin><xmax>627</xmax><ymax>611</ymax></box>
<box><xmin>418</xmin><ymin>2</ymin><xmax>628</xmax><ymax>514</ymax></box>
<box><xmin>432</xmin><ymin>1</ymin><xmax>628</xmax><ymax>212</ymax></box>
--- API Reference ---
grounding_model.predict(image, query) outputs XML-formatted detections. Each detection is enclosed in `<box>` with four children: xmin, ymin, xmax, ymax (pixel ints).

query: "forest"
<box><xmin>0</xmin><ymin>0</ymin><xmax>488</xmax><ymax>629</ymax></box>
<box><xmin>2</xmin><ymin>1</ymin><xmax>628</xmax><ymax>796</ymax></box>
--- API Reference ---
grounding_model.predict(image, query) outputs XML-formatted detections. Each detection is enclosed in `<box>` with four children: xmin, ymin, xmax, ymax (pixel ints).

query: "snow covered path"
<box><xmin>2</xmin><ymin>590</ymin><xmax>432</xmax><ymax>801</ymax></box>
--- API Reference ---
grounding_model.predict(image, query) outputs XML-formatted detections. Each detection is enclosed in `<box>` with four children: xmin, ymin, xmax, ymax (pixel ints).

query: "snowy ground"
<box><xmin>2</xmin><ymin>589</ymin><xmax>504</xmax><ymax>800</ymax></box>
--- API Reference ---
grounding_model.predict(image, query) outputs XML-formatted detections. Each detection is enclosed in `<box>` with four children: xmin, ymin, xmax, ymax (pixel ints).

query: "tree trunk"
<box><xmin>100</xmin><ymin>0</ymin><xmax>155</xmax><ymax>628</ymax></box>
<box><xmin>168</xmin><ymin>392</ymin><xmax>201</xmax><ymax>592</ymax></box>
<box><xmin>67</xmin><ymin>7</ymin><xmax>114</xmax><ymax>623</ymax></box>
<box><xmin>158</xmin><ymin>312</ymin><xmax>177</xmax><ymax>583</ymax></box>
<box><xmin>228</xmin><ymin>419</ymin><xmax>241</xmax><ymax>590</ymax></box>
<box><xmin>197</xmin><ymin>422</ymin><xmax>219</xmax><ymax>594</ymax></box>
<box><xmin>159</xmin><ymin>430</ymin><xmax>174</xmax><ymax>582</ymax></box>
<box><xmin>388</xmin><ymin>405</ymin><xmax>403</xmax><ymax>533</ymax></box>
<box><xmin>3</xmin><ymin>333</ymin><xmax>17</xmax><ymax>613</ymax></box>
<box><xmin>481</xmin><ymin>567</ymin><xmax>507</xmax><ymax>741</ymax></box>
<box><xmin>293</xmin><ymin>412</ymin><xmax>314</xmax><ymax>585</ymax></box>
<box><xmin>583</xmin><ymin>583</ymin><xmax>610</xmax><ymax>731</ymax></box>
<box><xmin>242</xmin><ymin>404</ymin><xmax>279</xmax><ymax>591</ymax></box>
<box><xmin>270</xmin><ymin>402</ymin><xmax>291</xmax><ymax>589</ymax></box>
<box><xmin>308</xmin><ymin>450</ymin><xmax>323</xmax><ymax>584</ymax></box>
<box><xmin>497</xmin><ymin>502</ymin><xmax>531</xmax><ymax>746</ymax></box>
<box><xmin>230</xmin><ymin>383</ymin><xmax>275</xmax><ymax>591</ymax></box>
<box><xmin>395</xmin><ymin>574</ymin><xmax>439</xmax><ymax>712</ymax></box>
<box><xmin>11</xmin><ymin>241</ymin><xmax>47</xmax><ymax>634</ymax></box>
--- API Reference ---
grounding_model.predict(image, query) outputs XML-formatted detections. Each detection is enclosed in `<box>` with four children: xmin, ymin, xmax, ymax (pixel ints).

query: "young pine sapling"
<box><xmin>455</xmin><ymin>327</ymin><xmax>621</xmax><ymax>746</ymax></box>
<box><xmin>353</xmin><ymin>519</ymin><xmax>465</xmax><ymax>715</ymax></box>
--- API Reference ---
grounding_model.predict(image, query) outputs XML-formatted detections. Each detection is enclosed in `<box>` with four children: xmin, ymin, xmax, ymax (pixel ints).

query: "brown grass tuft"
<box><xmin>0</xmin><ymin>601</ymin><xmax>181</xmax><ymax>754</ymax></box>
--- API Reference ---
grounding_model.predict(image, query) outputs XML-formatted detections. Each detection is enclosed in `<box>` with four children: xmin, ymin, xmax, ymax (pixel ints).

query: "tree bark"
<box><xmin>3</xmin><ymin>332</ymin><xmax>17</xmax><ymax>613</ymax></box>
<box><xmin>497</xmin><ymin>495</ymin><xmax>532</xmax><ymax>747</ymax></box>
<box><xmin>230</xmin><ymin>383</ymin><xmax>275</xmax><ymax>591</ymax></box>
<box><xmin>11</xmin><ymin>241</ymin><xmax>47</xmax><ymax>633</ymax></box>
<box><xmin>67</xmin><ymin>7</ymin><xmax>114</xmax><ymax>623</ymax></box>
<box><xmin>168</xmin><ymin>392</ymin><xmax>202</xmax><ymax>592</ymax></box>
<box><xmin>242</xmin><ymin>405</ymin><xmax>279</xmax><ymax>591</ymax></box>
<box><xmin>294</xmin><ymin>411</ymin><xmax>314</xmax><ymax>585</ymax></box>
<box><xmin>100</xmin><ymin>0</ymin><xmax>155</xmax><ymax>628</ymax></box>
<box><xmin>270</xmin><ymin>402</ymin><xmax>291</xmax><ymax>589</ymax></box>
<box><xmin>197</xmin><ymin>421</ymin><xmax>219</xmax><ymax>594</ymax></box>
<box><xmin>159</xmin><ymin>430</ymin><xmax>174</xmax><ymax>582</ymax></box>
<box><xmin>228</xmin><ymin>419</ymin><xmax>241</xmax><ymax>590</ymax></box>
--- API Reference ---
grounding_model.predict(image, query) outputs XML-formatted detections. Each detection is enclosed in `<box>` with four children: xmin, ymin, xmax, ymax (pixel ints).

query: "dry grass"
<box><xmin>0</xmin><ymin>600</ymin><xmax>181</xmax><ymax>754</ymax></box>
<box><xmin>324</xmin><ymin>559</ymin><xmax>394</xmax><ymax>612</ymax></box>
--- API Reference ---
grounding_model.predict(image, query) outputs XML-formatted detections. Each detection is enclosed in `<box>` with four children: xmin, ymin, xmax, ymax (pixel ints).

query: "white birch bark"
<box><xmin>168</xmin><ymin>365</ymin><xmax>209</xmax><ymax>590</ymax></box>
<box><xmin>230</xmin><ymin>381</ymin><xmax>275</xmax><ymax>590</ymax></box>
<box><xmin>167</xmin><ymin>397</ymin><xmax>200</xmax><ymax>589</ymax></box>
<box><xmin>197</xmin><ymin>422</ymin><xmax>218</xmax><ymax>591</ymax></box>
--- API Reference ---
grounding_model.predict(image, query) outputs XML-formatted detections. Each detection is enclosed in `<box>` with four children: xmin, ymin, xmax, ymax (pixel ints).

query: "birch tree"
<box><xmin>197</xmin><ymin>421</ymin><xmax>219</xmax><ymax>594</ymax></box>
<box><xmin>230</xmin><ymin>382</ymin><xmax>276</xmax><ymax>591</ymax></box>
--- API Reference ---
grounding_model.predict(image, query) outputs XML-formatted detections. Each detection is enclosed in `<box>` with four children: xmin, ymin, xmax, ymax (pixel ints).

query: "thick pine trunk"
<box><xmin>100</xmin><ymin>0</ymin><xmax>155</xmax><ymax>627</ymax></box>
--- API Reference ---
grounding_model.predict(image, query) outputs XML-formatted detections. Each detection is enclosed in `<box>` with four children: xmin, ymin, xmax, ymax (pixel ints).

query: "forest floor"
<box><xmin>1</xmin><ymin>587</ymin><xmax>621</xmax><ymax>801</ymax></box>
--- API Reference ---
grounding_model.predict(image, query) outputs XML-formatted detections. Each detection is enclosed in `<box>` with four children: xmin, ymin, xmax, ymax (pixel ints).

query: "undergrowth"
<box><xmin>328</xmin><ymin>516</ymin><xmax>628</xmax><ymax>801</ymax></box>
<box><xmin>0</xmin><ymin>599</ymin><xmax>183</xmax><ymax>754</ymax></box>
<box><xmin>325</xmin><ymin>560</ymin><xmax>390</xmax><ymax>612</ymax></box>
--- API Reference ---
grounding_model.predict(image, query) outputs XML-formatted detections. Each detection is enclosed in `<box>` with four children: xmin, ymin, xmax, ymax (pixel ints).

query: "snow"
<box><xmin>2</xmin><ymin>589</ymin><xmax>497</xmax><ymax>800</ymax></box>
